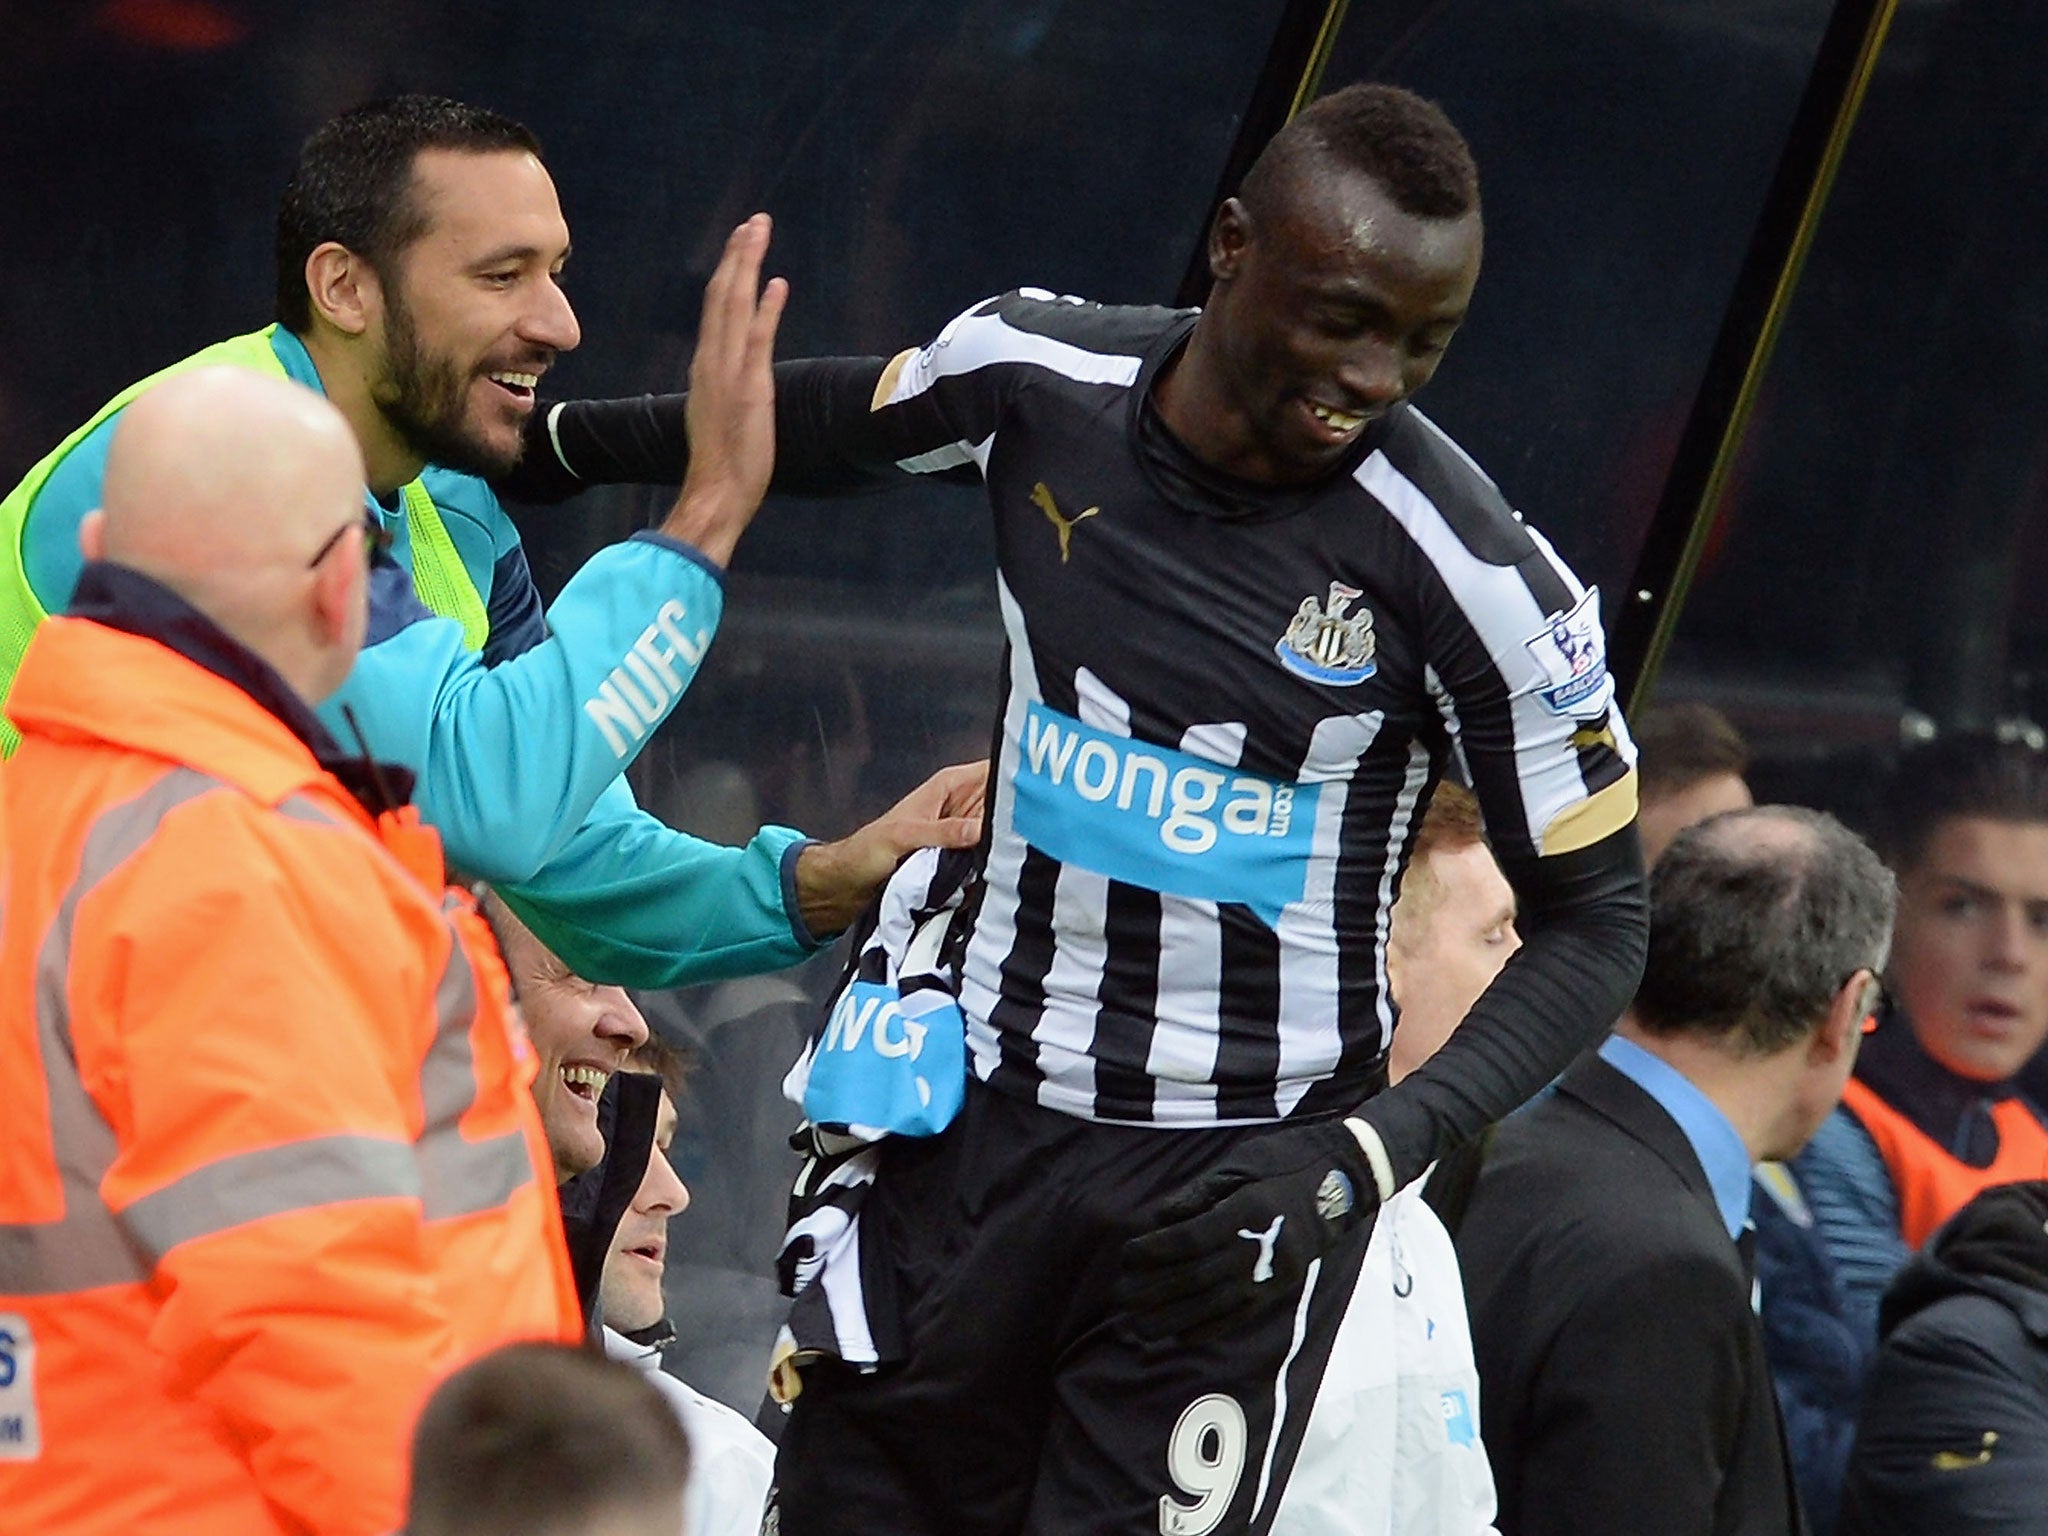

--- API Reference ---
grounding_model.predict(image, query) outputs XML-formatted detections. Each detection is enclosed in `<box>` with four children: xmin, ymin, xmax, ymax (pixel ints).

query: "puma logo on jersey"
<box><xmin>1238</xmin><ymin>1216</ymin><xmax>1284</xmax><ymax>1283</ymax></box>
<box><xmin>1032</xmin><ymin>481</ymin><xmax>1099</xmax><ymax>562</ymax></box>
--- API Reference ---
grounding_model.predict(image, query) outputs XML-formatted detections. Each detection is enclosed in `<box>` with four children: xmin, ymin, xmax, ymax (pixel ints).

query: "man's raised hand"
<box><xmin>793</xmin><ymin>761</ymin><xmax>987</xmax><ymax>939</ymax></box>
<box><xmin>658</xmin><ymin>213</ymin><xmax>788</xmax><ymax>564</ymax></box>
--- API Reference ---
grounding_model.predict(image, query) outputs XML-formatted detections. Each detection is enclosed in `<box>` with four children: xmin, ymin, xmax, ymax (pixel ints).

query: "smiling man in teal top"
<box><xmin>0</xmin><ymin>95</ymin><xmax>980</xmax><ymax>983</ymax></box>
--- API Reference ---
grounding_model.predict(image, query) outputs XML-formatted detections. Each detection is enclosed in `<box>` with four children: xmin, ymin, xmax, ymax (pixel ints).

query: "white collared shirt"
<box><xmin>602</xmin><ymin>1325</ymin><xmax>776</xmax><ymax>1536</ymax></box>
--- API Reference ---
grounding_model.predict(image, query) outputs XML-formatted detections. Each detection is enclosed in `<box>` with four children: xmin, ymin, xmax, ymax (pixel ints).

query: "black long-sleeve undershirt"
<box><xmin>1361</xmin><ymin>824</ymin><xmax>1648</xmax><ymax>1186</ymax></box>
<box><xmin>499</xmin><ymin>359</ymin><xmax>899</xmax><ymax>504</ymax></box>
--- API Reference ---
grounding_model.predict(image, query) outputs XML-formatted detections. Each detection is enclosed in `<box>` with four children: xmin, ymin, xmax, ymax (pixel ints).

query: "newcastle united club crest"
<box><xmin>1276</xmin><ymin>581</ymin><xmax>1378</xmax><ymax>686</ymax></box>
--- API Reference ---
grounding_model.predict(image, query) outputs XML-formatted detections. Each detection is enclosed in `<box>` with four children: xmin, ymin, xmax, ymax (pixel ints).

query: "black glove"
<box><xmin>1116</xmin><ymin>1117</ymin><xmax>1387</xmax><ymax>1341</ymax></box>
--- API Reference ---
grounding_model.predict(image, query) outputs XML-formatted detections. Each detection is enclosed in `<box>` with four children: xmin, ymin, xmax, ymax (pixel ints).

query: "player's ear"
<box><xmin>305</xmin><ymin>242</ymin><xmax>380</xmax><ymax>338</ymax></box>
<box><xmin>1810</xmin><ymin>968</ymin><xmax>1873</xmax><ymax>1067</ymax></box>
<box><xmin>309</xmin><ymin>526</ymin><xmax>365</xmax><ymax>648</ymax></box>
<box><xmin>1209</xmin><ymin>198</ymin><xmax>1253</xmax><ymax>283</ymax></box>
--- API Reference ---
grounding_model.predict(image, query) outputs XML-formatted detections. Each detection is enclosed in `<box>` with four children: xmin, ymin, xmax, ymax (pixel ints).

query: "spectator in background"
<box><xmin>1794</xmin><ymin>735</ymin><xmax>2048</xmax><ymax>1332</ymax></box>
<box><xmin>1838</xmin><ymin>1180</ymin><xmax>2048</xmax><ymax>1536</ymax></box>
<box><xmin>486</xmin><ymin>888</ymin><xmax>663</xmax><ymax>1328</ymax></box>
<box><xmin>1276</xmin><ymin>781</ymin><xmax>1504</xmax><ymax>1534</ymax></box>
<box><xmin>1386</xmin><ymin>782</ymin><xmax>1520</xmax><ymax>1083</ymax></box>
<box><xmin>1459</xmin><ymin>806</ymin><xmax>1897</xmax><ymax>1536</ymax></box>
<box><xmin>407</xmin><ymin>1343</ymin><xmax>690</xmax><ymax>1536</ymax></box>
<box><xmin>1634</xmin><ymin>700</ymin><xmax>1754</xmax><ymax>866</ymax></box>
<box><xmin>601</xmin><ymin>1041</ymin><xmax>777</xmax><ymax>1536</ymax></box>
<box><xmin>0</xmin><ymin>370</ymin><xmax>579</xmax><ymax>1536</ymax></box>
<box><xmin>489</xmin><ymin>893</ymin><xmax>776</xmax><ymax>1531</ymax></box>
<box><xmin>491</xmin><ymin>889</ymin><xmax>653</xmax><ymax>1187</ymax></box>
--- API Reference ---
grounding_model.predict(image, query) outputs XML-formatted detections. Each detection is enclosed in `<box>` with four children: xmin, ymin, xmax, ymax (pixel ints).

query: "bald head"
<box><xmin>89</xmin><ymin>368</ymin><xmax>371</xmax><ymax>704</ymax></box>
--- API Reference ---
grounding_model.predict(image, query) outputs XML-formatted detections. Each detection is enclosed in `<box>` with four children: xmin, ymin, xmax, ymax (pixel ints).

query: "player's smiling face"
<box><xmin>369</xmin><ymin>147</ymin><xmax>580</xmax><ymax>478</ymax></box>
<box><xmin>1200</xmin><ymin>162</ymin><xmax>1481</xmax><ymax>485</ymax></box>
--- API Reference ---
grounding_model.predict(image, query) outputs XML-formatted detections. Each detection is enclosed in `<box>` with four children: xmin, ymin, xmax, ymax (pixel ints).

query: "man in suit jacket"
<box><xmin>1457</xmin><ymin>806</ymin><xmax>1898</xmax><ymax>1536</ymax></box>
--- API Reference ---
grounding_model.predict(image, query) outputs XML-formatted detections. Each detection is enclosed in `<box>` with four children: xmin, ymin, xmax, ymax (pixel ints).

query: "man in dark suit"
<box><xmin>1457</xmin><ymin>806</ymin><xmax>1898</xmax><ymax>1536</ymax></box>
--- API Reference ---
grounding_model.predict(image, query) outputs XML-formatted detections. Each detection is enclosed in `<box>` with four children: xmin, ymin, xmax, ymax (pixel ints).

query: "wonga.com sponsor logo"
<box><xmin>1009</xmin><ymin>701</ymin><xmax>1320</xmax><ymax>927</ymax></box>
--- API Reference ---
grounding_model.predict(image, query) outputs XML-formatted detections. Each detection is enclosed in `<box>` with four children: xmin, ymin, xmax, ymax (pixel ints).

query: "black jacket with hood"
<box><xmin>1838</xmin><ymin>1180</ymin><xmax>2048</xmax><ymax>1536</ymax></box>
<box><xmin>557</xmin><ymin>1069</ymin><xmax>665</xmax><ymax>1339</ymax></box>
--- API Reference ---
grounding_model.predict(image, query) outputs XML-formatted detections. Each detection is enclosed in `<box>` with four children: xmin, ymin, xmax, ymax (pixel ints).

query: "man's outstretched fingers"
<box><xmin>662</xmin><ymin>213</ymin><xmax>783</xmax><ymax>565</ymax></box>
<box><xmin>891</xmin><ymin>760</ymin><xmax>987</xmax><ymax>825</ymax></box>
<box><xmin>704</xmin><ymin>215</ymin><xmax>766</xmax><ymax>373</ymax></box>
<box><xmin>748</xmin><ymin>274</ymin><xmax>790</xmax><ymax>370</ymax></box>
<box><xmin>1123</xmin><ymin>1217</ymin><xmax>1218</xmax><ymax>1273</ymax></box>
<box><xmin>1117</xmin><ymin>1249</ymin><xmax>1246</xmax><ymax>1341</ymax></box>
<box><xmin>790</xmin><ymin>761</ymin><xmax>989</xmax><ymax>938</ymax></box>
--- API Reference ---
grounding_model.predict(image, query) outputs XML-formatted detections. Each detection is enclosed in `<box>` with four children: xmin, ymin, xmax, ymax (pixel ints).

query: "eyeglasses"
<box><xmin>307</xmin><ymin>513</ymin><xmax>396</xmax><ymax>569</ymax></box>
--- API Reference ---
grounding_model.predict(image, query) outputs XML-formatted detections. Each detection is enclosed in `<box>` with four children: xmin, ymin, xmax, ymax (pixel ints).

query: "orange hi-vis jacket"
<box><xmin>0</xmin><ymin>601</ymin><xmax>582</xmax><ymax>1536</ymax></box>
<box><xmin>1841</xmin><ymin>1075</ymin><xmax>2048</xmax><ymax>1249</ymax></box>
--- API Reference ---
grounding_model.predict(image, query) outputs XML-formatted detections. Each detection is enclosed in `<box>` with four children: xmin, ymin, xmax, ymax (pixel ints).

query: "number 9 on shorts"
<box><xmin>1158</xmin><ymin>1392</ymin><xmax>1247</xmax><ymax>1536</ymax></box>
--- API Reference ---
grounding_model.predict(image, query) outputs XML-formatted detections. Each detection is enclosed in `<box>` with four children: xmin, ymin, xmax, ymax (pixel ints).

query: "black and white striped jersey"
<box><xmin>521</xmin><ymin>291</ymin><xmax>1644</xmax><ymax>1141</ymax></box>
<box><xmin>848</xmin><ymin>290</ymin><xmax>1637</xmax><ymax>1127</ymax></box>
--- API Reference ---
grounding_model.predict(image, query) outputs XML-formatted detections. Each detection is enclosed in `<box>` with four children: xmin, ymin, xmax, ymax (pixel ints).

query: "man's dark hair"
<box><xmin>407</xmin><ymin>1342</ymin><xmax>687</xmax><ymax>1536</ymax></box>
<box><xmin>1634</xmin><ymin>701</ymin><xmax>1751</xmax><ymax>803</ymax></box>
<box><xmin>1634</xmin><ymin>806</ymin><xmax>1896</xmax><ymax>1056</ymax></box>
<box><xmin>1242</xmin><ymin>82</ymin><xmax>1479</xmax><ymax>224</ymax></box>
<box><xmin>275</xmin><ymin>94</ymin><xmax>541</xmax><ymax>333</ymax></box>
<box><xmin>1874</xmin><ymin>731</ymin><xmax>2048</xmax><ymax>873</ymax></box>
<box><xmin>625</xmin><ymin>1035</ymin><xmax>693</xmax><ymax>1107</ymax></box>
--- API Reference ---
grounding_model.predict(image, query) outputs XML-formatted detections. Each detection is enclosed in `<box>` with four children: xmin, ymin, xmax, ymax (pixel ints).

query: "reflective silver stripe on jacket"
<box><xmin>0</xmin><ymin>771</ymin><xmax>534</xmax><ymax>1298</ymax></box>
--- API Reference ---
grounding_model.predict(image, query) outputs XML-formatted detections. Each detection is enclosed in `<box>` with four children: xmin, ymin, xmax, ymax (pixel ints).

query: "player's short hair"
<box><xmin>1633</xmin><ymin>702</ymin><xmax>1751</xmax><ymax>804</ymax></box>
<box><xmin>275</xmin><ymin>94</ymin><xmax>542</xmax><ymax>333</ymax></box>
<box><xmin>406</xmin><ymin>1342</ymin><xmax>688</xmax><ymax>1536</ymax></box>
<box><xmin>1875</xmin><ymin>731</ymin><xmax>2048</xmax><ymax>872</ymax></box>
<box><xmin>1633</xmin><ymin>806</ymin><xmax>1895</xmax><ymax>1057</ymax></box>
<box><xmin>1243</xmin><ymin>82</ymin><xmax>1479</xmax><ymax>224</ymax></box>
<box><xmin>1392</xmin><ymin>782</ymin><xmax>1488</xmax><ymax>934</ymax></box>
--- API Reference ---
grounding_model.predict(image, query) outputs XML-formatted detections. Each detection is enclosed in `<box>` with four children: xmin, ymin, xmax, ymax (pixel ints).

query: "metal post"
<box><xmin>1173</xmin><ymin>0</ymin><xmax>1351</xmax><ymax>309</ymax></box>
<box><xmin>1611</xmin><ymin>0</ymin><xmax>1899</xmax><ymax>714</ymax></box>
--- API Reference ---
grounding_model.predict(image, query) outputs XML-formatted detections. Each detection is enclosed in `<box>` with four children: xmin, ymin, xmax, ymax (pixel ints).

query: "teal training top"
<box><xmin>22</xmin><ymin>327</ymin><xmax>820</xmax><ymax>985</ymax></box>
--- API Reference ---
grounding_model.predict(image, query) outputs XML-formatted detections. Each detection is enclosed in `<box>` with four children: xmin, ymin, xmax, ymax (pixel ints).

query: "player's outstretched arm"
<box><xmin>791</xmin><ymin>759</ymin><xmax>986</xmax><ymax>937</ymax></box>
<box><xmin>502</xmin><ymin>357</ymin><xmax>903</xmax><ymax>504</ymax></box>
<box><xmin>498</xmin><ymin>291</ymin><xmax>1045</xmax><ymax>505</ymax></box>
<box><xmin>497</xmin><ymin>762</ymin><xmax>985</xmax><ymax>990</ymax></box>
<box><xmin>1118</xmin><ymin>823</ymin><xmax>1647</xmax><ymax>1341</ymax></box>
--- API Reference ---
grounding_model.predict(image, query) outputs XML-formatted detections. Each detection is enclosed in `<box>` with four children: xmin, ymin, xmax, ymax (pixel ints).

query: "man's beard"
<box><xmin>372</xmin><ymin>285</ymin><xmax>525</xmax><ymax>480</ymax></box>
